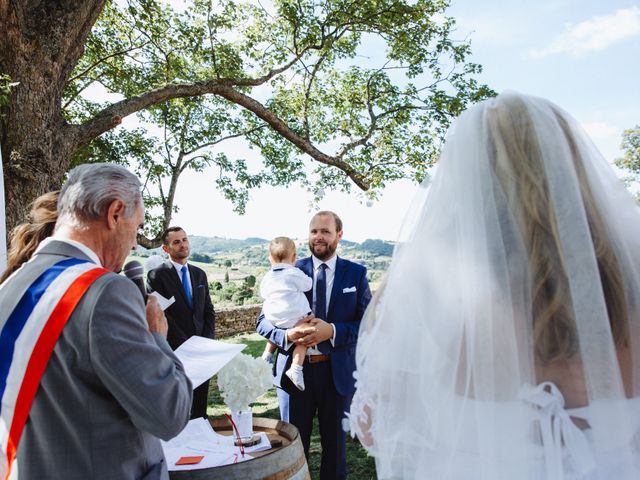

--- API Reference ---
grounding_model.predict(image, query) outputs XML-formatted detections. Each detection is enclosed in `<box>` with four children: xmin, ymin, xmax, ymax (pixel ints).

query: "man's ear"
<box><xmin>337</xmin><ymin>230</ymin><xmax>343</xmax><ymax>242</ymax></box>
<box><xmin>161</xmin><ymin>244</ymin><xmax>169</xmax><ymax>254</ymax></box>
<box><xmin>106</xmin><ymin>199</ymin><xmax>126</xmax><ymax>230</ymax></box>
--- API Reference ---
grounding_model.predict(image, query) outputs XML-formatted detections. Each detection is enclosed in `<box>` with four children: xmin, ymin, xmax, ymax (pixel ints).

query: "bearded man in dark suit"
<box><xmin>147</xmin><ymin>226</ymin><xmax>216</xmax><ymax>418</ymax></box>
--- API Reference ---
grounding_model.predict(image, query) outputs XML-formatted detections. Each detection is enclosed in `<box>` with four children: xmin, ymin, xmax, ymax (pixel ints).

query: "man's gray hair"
<box><xmin>58</xmin><ymin>163</ymin><xmax>142</xmax><ymax>225</ymax></box>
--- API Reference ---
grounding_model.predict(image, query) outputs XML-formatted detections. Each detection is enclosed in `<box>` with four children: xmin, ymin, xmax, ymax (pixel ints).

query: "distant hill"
<box><xmin>358</xmin><ymin>239</ymin><xmax>395</xmax><ymax>257</ymax></box>
<box><xmin>189</xmin><ymin>236</ymin><xmax>268</xmax><ymax>252</ymax></box>
<box><xmin>340</xmin><ymin>239</ymin><xmax>357</xmax><ymax>247</ymax></box>
<box><xmin>138</xmin><ymin>235</ymin><xmax>394</xmax><ymax>270</ymax></box>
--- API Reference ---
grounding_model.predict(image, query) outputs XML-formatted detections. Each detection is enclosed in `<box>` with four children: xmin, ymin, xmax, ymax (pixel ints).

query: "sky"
<box><xmin>169</xmin><ymin>1</ymin><xmax>640</xmax><ymax>242</ymax></box>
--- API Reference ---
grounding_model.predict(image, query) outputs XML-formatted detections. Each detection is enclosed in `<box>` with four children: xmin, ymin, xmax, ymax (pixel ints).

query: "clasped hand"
<box><xmin>287</xmin><ymin>314</ymin><xmax>332</xmax><ymax>347</ymax></box>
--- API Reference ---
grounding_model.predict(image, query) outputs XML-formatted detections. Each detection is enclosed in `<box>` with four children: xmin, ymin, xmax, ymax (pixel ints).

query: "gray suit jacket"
<box><xmin>0</xmin><ymin>241</ymin><xmax>192</xmax><ymax>480</ymax></box>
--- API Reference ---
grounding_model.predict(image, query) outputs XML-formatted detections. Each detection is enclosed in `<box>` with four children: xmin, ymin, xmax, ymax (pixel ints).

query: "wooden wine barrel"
<box><xmin>169</xmin><ymin>417</ymin><xmax>310</xmax><ymax>480</ymax></box>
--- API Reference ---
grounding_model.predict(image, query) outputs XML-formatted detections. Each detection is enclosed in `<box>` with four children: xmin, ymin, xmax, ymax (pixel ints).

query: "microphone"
<box><xmin>123</xmin><ymin>260</ymin><xmax>148</xmax><ymax>303</ymax></box>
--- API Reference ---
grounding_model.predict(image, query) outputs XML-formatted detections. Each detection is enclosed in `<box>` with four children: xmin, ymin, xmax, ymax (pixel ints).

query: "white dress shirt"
<box><xmin>311</xmin><ymin>255</ymin><xmax>337</xmax><ymax>315</ymax></box>
<box><xmin>285</xmin><ymin>255</ymin><xmax>337</xmax><ymax>354</ymax></box>
<box><xmin>170</xmin><ymin>259</ymin><xmax>192</xmax><ymax>292</ymax></box>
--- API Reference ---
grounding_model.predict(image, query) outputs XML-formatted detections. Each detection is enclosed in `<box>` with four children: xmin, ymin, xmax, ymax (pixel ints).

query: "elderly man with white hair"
<box><xmin>0</xmin><ymin>163</ymin><xmax>192</xmax><ymax>480</ymax></box>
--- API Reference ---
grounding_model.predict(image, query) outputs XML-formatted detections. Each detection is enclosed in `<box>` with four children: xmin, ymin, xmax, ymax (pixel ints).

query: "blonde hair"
<box><xmin>269</xmin><ymin>236</ymin><xmax>296</xmax><ymax>263</ymax></box>
<box><xmin>487</xmin><ymin>96</ymin><xmax>628</xmax><ymax>363</ymax></box>
<box><xmin>1</xmin><ymin>191</ymin><xmax>59</xmax><ymax>284</ymax></box>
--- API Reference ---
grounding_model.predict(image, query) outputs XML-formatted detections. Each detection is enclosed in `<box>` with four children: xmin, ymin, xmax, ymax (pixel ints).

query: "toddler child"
<box><xmin>260</xmin><ymin>236</ymin><xmax>312</xmax><ymax>391</ymax></box>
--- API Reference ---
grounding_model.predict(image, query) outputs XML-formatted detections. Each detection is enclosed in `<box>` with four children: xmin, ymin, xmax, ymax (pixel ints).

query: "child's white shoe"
<box><xmin>285</xmin><ymin>365</ymin><xmax>305</xmax><ymax>391</ymax></box>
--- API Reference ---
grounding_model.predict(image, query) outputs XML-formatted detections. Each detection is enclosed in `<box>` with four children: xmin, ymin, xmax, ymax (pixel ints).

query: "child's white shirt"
<box><xmin>260</xmin><ymin>263</ymin><xmax>312</xmax><ymax>327</ymax></box>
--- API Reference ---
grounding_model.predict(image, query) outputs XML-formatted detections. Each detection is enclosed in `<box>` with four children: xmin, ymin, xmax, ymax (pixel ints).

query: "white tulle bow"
<box><xmin>522</xmin><ymin>382</ymin><xmax>597</xmax><ymax>480</ymax></box>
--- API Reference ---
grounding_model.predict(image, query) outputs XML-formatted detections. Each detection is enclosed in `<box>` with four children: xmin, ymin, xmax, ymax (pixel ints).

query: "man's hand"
<box><xmin>146</xmin><ymin>296</ymin><xmax>168</xmax><ymax>338</ymax></box>
<box><xmin>297</xmin><ymin>317</ymin><xmax>333</xmax><ymax>347</ymax></box>
<box><xmin>286</xmin><ymin>314</ymin><xmax>315</xmax><ymax>343</ymax></box>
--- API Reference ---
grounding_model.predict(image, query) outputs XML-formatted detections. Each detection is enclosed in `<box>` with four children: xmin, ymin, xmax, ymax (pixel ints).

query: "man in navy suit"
<box><xmin>257</xmin><ymin>211</ymin><xmax>372</xmax><ymax>479</ymax></box>
<box><xmin>147</xmin><ymin>226</ymin><xmax>216</xmax><ymax>419</ymax></box>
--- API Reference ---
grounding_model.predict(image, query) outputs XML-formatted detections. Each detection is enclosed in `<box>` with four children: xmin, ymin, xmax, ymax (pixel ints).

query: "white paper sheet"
<box><xmin>148</xmin><ymin>291</ymin><xmax>175</xmax><ymax>311</ymax></box>
<box><xmin>162</xmin><ymin>418</ymin><xmax>271</xmax><ymax>471</ymax></box>
<box><xmin>193</xmin><ymin>431</ymin><xmax>272</xmax><ymax>454</ymax></box>
<box><xmin>162</xmin><ymin>417</ymin><xmax>224</xmax><ymax>449</ymax></box>
<box><xmin>174</xmin><ymin>336</ymin><xmax>246</xmax><ymax>389</ymax></box>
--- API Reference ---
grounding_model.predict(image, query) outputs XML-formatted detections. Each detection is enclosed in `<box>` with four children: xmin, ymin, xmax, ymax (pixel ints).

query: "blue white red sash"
<box><xmin>0</xmin><ymin>258</ymin><xmax>108</xmax><ymax>480</ymax></box>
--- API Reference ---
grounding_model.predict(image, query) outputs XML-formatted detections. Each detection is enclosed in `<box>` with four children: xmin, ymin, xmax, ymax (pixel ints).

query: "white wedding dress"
<box><xmin>348</xmin><ymin>92</ymin><xmax>640</xmax><ymax>479</ymax></box>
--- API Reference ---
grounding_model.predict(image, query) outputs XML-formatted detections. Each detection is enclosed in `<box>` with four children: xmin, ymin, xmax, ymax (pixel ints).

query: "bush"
<box><xmin>191</xmin><ymin>252</ymin><xmax>213</xmax><ymax>263</ymax></box>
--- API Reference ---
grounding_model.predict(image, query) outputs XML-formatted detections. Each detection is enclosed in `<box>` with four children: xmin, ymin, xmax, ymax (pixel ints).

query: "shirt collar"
<box><xmin>271</xmin><ymin>263</ymin><xmax>294</xmax><ymax>271</ymax></box>
<box><xmin>312</xmin><ymin>254</ymin><xmax>337</xmax><ymax>271</ymax></box>
<box><xmin>38</xmin><ymin>237</ymin><xmax>102</xmax><ymax>266</ymax></box>
<box><xmin>170</xmin><ymin>259</ymin><xmax>188</xmax><ymax>272</ymax></box>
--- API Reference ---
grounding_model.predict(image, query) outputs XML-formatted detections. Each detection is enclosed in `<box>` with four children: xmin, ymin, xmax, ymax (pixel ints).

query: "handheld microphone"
<box><xmin>123</xmin><ymin>260</ymin><xmax>148</xmax><ymax>303</ymax></box>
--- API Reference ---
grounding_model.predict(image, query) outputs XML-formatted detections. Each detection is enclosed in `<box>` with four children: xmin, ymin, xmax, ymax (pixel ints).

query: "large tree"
<box><xmin>1</xmin><ymin>0</ymin><xmax>493</xmax><ymax>245</ymax></box>
<box><xmin>616</xmin><ymin>126</ymin><xmax>640</xmax><ymax>173</ymax></box>
<box><xmin>615</xmin><ymin>125</ymin><xmax>640</xmax><ymax>200</ymax></box>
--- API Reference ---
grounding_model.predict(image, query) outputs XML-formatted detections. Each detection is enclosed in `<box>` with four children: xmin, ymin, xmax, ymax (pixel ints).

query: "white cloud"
<box><xmin>530</xmin><ymin>6</ymin><xmax>640</xmax><ymax>58</ymax></box>
<box><xmin>581</xmin><ymin>121</ymin><xmax>618</xmax><ymax>143</ymax></box>
<box><xmin>580</xmin><ymin>121</ymin><xmax>622</xmax><ymax>162</ymax></box>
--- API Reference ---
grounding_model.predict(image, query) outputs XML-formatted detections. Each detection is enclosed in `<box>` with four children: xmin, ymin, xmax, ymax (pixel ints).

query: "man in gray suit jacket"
<box><xmin>0</xmin><ymin>164</ymin><xmax>192</xmax><ymax>480</ymax></box>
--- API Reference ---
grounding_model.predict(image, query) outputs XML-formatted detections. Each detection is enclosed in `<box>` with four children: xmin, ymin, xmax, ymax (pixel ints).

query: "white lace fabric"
<box><xmin>349</xmin><ymin>92</ymin><xmax>640</xmax><ymax>479</ymax></box>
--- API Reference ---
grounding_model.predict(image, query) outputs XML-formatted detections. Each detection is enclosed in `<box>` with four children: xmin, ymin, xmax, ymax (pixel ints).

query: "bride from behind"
<box><xmin>348</xmin><ymin>91</ymin><xmax>640</xmax><ymax>479</ymax></box>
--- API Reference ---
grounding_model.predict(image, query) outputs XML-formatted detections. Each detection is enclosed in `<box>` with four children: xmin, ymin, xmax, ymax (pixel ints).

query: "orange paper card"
<box><xmin>175</xmin><ymin>455</ymin><xmax>204</xmax><ymax>465</ymax></box>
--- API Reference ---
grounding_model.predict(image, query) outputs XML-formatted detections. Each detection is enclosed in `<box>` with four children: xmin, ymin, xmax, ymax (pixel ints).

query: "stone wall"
<box><xmin>216</xmin><ymin>304</ymin><xmax>262</xmax><ymax>338</ymax></box>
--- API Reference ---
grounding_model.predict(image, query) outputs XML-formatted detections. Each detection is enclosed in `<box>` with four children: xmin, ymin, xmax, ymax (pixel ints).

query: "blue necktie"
<box><xmin>181</xmin><ymin>265</ymin><xmax>193</xmax><ymax>308</ymax></box>
<box><xmin>315</xmin><ymin>263</ymin><xmax>327</xmax><ymax>320</ymax></box>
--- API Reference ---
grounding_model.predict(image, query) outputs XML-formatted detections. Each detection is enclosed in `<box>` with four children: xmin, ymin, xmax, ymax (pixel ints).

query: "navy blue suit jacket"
<box><xmin>257</xmin><ymin>256</ymin><xmax>371</xmax><ymax>396</ymax></box>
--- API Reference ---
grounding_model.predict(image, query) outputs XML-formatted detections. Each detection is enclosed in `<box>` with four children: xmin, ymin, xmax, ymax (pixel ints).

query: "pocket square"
<box><xmin>342</xmin><ymin>286</ymin><xmax>357</xmax><ymax>293</ymax></box>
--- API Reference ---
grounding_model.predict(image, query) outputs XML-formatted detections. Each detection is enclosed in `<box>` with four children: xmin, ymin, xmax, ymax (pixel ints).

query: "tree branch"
<box><xmin>67</xmin><ymin>39</ymin><xmax>151</xmax><ymax>83</ymax></box>
<box><xmin>72</xmin><ymin>81</ymin><xmax>370</xmax><ymax>190</ymax></box>
<box><xmin>212</xmin><ymin>86</ymin><xmax>369</xmax><ymax>190</ymax></box>
<box><xmin>182</xmin><ymin>125</ymin><xmax>267</xmax><ymax>157</ymax></box>
<box><xmin>303</xmin><ymin>53</ymin><xmax>329</xmax><ymax>139</ymax></box>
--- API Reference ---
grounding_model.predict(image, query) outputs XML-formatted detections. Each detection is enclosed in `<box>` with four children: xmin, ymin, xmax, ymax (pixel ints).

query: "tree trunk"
<box><xmin>1</xmin><ymin>71</ymin><xmax>72</xmax><ymax>232</ymax></box>
<box><xmin>0</xmin><ymin>0</ymin><xmax>105</xmax><ymax>235</ymax></box>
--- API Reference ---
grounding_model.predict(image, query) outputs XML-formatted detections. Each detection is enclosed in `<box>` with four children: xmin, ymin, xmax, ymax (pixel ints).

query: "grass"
<box><xmin>208</xmin><ymin>332</ymin><xmax>376</xmax><ymax>479</ymax></box>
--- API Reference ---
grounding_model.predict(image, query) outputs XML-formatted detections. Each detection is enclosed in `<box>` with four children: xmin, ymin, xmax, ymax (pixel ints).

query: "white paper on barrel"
<box><xmin>174</xmin><ymin>336</ymin><xmax>246</xmax><ymax>389</ymax></box>
<box><xmin>162</xmin><ymin>418</ymin><xmax>238</xmax><ymax>470</ymax></box>
<box><xmin>162</xmin><ymin>417</ymin><xmax>271</xmax><ymax>471</ymax></box>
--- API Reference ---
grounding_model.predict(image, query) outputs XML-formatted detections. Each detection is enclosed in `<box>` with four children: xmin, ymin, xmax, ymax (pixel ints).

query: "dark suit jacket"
<box><xmin>257</xmin><ymin>256</ymin><xmax>371</xmax><ymax>396</ymax></box>
<box><xmin>147</xmin><ymin>261</ymin><xmax>215</xmax><ymax>350</ymax></box>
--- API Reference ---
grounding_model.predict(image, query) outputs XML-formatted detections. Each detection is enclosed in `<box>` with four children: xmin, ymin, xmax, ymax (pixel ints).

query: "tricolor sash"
<box><xmin>0</xmin><ymin>258</ymin><xmax>108</xmax><ymax>480</ymax></box>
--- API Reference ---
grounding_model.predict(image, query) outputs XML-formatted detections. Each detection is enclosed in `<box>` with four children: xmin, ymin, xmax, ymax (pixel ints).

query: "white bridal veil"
<box><xmin>349</xmin><ymin>92</ymin><xmax>640</xmax><ymax>479</ymax></box>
